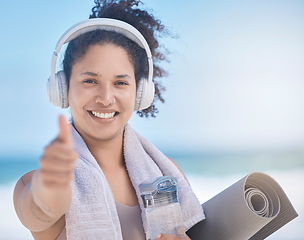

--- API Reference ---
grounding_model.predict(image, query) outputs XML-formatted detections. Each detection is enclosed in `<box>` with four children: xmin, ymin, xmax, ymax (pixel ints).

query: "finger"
<box><xmin>156</xmin><ymin>233</ymin><xmax>190</xmax><ymax>240</ymax></box>
<box><xmin>57</xmin><ymin>115</ymin><xmax>72</xmax><ymax>144</ymax></box>
<box><xmin>40</xmin><ymin>156</ymin><xmax>76</xmax><ymax>173</ymax></box>
<box><xmin>42</xmin><ymin>179</ymin><xmax>72</xmax><ymax>189</ymax></box>
<box><xmin>40</xmin><ymin>168</ymin><xmax>74</xmax><ymax>180</ymax></box>
<box><xmin>43</xmin><ymin>142</ymin><xmax>77</xmax><ymax>161</ymax></box>
<box><xmin>40</xmin><ymin>169</ymin><xmax>74</xmax><ymax>185</ymax></box>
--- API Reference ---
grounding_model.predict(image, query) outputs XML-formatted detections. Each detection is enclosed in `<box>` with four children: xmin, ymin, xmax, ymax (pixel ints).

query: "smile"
<box><xmin>90</xmin><ymin>111</ymin><xmax>117</xmax><ymax>119</ymax></box>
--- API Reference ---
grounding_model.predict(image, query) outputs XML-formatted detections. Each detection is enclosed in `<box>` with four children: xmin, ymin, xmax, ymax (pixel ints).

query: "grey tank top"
<box><xmin>57</xmin><ymin>201</ymin><xmax>146</xmax><ymax>240</ymax></box>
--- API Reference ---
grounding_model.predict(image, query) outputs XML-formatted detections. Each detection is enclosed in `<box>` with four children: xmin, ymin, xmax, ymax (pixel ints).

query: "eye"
<box><xmin>115</xmin><ymin>81</ymin><xmax>129</xmax><ymax>86</ymax></box>
<box><xmin>83</xmin><ymin>79</ymin><xmax>97</xmax><ymax>84</ymax></box>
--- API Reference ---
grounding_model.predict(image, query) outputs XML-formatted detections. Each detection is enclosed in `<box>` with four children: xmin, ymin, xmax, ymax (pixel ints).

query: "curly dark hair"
<box><xmin>63</xmin><ymin>0</ymin><xmax>170</xmax><ymax>117</ymax></box>
<box><xmin>63</xmin><ymin>30</ymin><xmax>149</xmax><ymax>99</ymax></box>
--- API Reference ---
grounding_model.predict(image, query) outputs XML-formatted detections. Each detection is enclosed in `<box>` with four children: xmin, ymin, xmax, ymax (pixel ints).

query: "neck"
<box><xmin>89</xmin><ymin>135</ymin><xmax>124</xmax><ymax>169</ymax></box>
<box><xmin>74</xmin><ymin>125</ymin><xmax>125</xmax><ymax>169</ymax></box>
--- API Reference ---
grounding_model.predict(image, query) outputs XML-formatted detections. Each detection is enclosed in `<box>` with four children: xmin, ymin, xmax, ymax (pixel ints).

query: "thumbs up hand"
<box><xmin>39</xmin><ymin>115</ymin><xmax>78</xmax><ymax>188</ymax></box>
<box><xmin>28</xmin><ymin>115</ymin><xmax>78</xmax><ymax>219</ymax></box>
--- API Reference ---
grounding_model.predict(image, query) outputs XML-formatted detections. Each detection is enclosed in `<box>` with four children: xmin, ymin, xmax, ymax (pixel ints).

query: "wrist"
<box><xmin>31</xmin><ymin>169</ymin><xmax>71</xmax><ymax>218</ymax></box>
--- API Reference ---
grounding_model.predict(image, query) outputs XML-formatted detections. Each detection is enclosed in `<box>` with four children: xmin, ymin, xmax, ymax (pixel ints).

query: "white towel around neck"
<box><xmin>65</xmin><ymin>124</ymin><xmax>205</xmax><ymax>240</ymax></box>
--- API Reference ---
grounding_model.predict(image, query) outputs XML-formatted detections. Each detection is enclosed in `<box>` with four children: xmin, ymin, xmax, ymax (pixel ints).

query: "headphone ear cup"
<box><xmin>47</xmin><ymin>70</ymin><xmax>69</xmax><ymax>108</ymax></box>
<box><xmin>135</xmin><ymin>77</ymin><xmax>155</xmax><ymax>111</ymax></box>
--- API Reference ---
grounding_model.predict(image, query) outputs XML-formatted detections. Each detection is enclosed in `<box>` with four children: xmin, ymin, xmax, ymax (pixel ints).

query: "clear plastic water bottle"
<box><xmin>139</xmin><ymin>176</ymin><xmax>185</xmax><ymax>240</ymax></box>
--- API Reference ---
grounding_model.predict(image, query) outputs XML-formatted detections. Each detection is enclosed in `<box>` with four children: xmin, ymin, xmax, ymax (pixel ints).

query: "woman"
<box><xmin>13</xmin><ymin>1</ymin><xmax>204</xmax><ymax>239</ymax></box>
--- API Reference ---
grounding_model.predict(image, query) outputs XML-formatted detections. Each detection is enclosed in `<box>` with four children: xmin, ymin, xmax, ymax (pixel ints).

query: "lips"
<box><xmin>89</xmin><ymin>110</ymin><xmax>118</xmax><ymax>119</ymax></box>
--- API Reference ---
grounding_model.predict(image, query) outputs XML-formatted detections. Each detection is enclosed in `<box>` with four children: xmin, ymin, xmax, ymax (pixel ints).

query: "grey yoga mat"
<box><xmin>187</xmin><ymin>172</ymin><xmax>298</xmax><ymax>240</ymax></box>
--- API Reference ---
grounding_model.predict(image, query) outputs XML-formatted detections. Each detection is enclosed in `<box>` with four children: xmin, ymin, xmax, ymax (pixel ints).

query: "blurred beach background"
<box><xmin>0</xmin><ymin>0</ymin><xmax>303</xmax><ymax>239</ymax></box>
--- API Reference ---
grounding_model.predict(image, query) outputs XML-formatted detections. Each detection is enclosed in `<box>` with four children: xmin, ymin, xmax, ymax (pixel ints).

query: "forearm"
<box><xmin>31</xmin><ymin>170</ymin><xmax>72</xmax><ymax>219</ymax></box>
<box><xmin>14</xmin><ymin>116</ymin><xmax>77</xmax><ymax>232</ymax></box>
<box><xmin>14</xmin><ymin>176</ymin><xmax>57</xmax><ymax>232</ymax></box>
<box><xmin>14</xmin><ymin>170</ymin><xmax>72</xmax><ymax>232</ymax></box>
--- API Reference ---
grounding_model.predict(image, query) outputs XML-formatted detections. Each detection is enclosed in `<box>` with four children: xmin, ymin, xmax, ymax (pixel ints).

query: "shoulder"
<box><xmin>167</xmin><ymin>157</ymin><xmax>189</xmax><ymax>183</ymax></box>
<box><xmin>167</xmin><ymin>156</ymin><xmax>180</xmax><ymax>169</ymax></box>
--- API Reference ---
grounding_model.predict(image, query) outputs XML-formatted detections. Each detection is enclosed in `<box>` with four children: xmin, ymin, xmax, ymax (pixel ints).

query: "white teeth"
<box><xmin>91</xmin><ymin>111</ymin><xmax>115</xmax><ymax>119</ymax></box>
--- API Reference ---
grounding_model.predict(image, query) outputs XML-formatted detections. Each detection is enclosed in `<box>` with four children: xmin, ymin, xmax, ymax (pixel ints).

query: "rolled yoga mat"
<box><xmin>187</xmin><ymin>172</ymin><xmax>298</xmax><ymax>240</ymax></box>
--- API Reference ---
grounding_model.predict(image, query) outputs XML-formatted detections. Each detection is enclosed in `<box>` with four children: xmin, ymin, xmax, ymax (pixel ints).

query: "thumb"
<box><xmin>57</xmin><ymin>115</ymin><xmax>72</xmax><ymax>143</ymax></box>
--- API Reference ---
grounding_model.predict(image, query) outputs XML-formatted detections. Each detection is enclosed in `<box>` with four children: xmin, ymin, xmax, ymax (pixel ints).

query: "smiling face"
<box><xmin>68</xmin><ymin>43</ymin><xmax>136</xmax><ymax>144</ymax></box>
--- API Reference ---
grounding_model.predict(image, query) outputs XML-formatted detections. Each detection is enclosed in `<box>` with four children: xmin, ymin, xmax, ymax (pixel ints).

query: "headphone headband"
<box><xmin>50</xmin><ymin>18</ymin><xmax>153</xmax><ymax>88</ymax></box>
<box><xmin>48</xmin><ymin>18</ymin><xmax>155</xmax><ymax>110</ymax></box>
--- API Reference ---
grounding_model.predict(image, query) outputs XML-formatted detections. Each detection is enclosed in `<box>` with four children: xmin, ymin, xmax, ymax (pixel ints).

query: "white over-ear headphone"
<box><xmin>47</xmin><ymin>18</ymin><xmax>155</xmax><ymax>111</ymax></box>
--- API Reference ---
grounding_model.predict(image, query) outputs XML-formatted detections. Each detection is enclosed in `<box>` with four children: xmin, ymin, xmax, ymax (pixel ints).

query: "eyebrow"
<box><xmin>80</xmin><ymin>72</ymin><xmax>132</xmax><ymax>79</ymax></box>
<box><xmin>116</xmin><ymin>74</ymin><xmax>132</xmax><ymax>79</ymax></box>
<box><xmin>80</xmin><ymin>72</ymin><xmax>101</xmax><ymax>77</ymax></box>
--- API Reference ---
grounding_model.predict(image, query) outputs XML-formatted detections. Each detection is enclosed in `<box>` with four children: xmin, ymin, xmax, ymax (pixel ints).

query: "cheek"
<box><xmin>118</xmin><ymin>81</ymin><xmax>137</xmax><ymax>110</ymax></box>
<box><xmin>68</xmin><ymin>85</ymin><xmax>76</xmax><ymax>107</ymax></box>
<box><xmin>128</xmin><ymin>86</ymin><xmax>137</xmax><ymax>109</ymax></box>
<box><xmin>68</xmin><ymin>82</ymin><xmax>85</xmax><ymax>109</ymax></box>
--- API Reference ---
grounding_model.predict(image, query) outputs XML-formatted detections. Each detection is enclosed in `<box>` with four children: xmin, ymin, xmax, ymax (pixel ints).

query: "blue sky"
<box><xmin>0</xmin><ymin>0</ymin><xmax>304</xmax><ymax>159</ymax></box>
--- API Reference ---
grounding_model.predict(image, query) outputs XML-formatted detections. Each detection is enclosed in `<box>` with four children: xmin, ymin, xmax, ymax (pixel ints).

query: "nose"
<box><xmin>94</xmin><ymin>84</ymin><xmax>115</xmax><ymax>107</ymax></box>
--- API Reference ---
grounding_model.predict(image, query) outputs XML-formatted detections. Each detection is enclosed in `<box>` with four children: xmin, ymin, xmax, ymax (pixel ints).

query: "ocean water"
<box><xmin>1</xmin><ymin>152</ymin><xmax>303</xmax><ymax>240</ymax></box>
